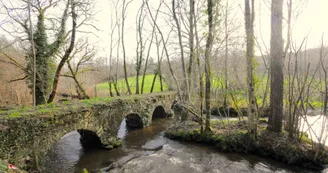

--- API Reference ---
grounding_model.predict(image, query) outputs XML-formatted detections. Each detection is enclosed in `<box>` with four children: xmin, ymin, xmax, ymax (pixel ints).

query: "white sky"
<box><xmin>1</xmin><ymin>0</ymin><xmax>328</xmax><ymax>58</ymax></box>
<box><xmin>90</xmin><ymin>0</ymin><xmax>328</xmax><ymax>58</ymax></box>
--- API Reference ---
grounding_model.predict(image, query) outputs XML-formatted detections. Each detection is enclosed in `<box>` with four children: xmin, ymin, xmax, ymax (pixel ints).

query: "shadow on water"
<box><xmin>45</xmin><ymin>116</ymin><xmax>326</xmax><ymax>173</ymax></box>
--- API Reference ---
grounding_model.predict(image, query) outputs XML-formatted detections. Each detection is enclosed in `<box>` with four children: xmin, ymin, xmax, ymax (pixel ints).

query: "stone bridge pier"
<box><xmin>0</xmin><ymin>92</ymin><xmax>176</xmax><ymax>171</ymax></box>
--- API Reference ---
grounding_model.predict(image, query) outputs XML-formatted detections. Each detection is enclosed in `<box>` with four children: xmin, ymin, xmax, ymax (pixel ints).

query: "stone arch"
<box><xmin>125</xmin><ymin>113</ymin><xmax>143</xmax><ymax>129</ymax></box>
<box><xmin>76</xmin><ymin>129</ymin><xmax>107</xmax><ymax>151</ymax></box>
<box><xmin>152</xmin><ymin>105</ymin><xmax>167</xmax><ymax>119</ymax></box>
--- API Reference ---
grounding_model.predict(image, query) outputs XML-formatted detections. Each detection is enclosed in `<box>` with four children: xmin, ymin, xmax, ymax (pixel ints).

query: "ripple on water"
<box><xmin>109</xmin><ymin>141</ymin><xmax>323</xmax><ymax>173</ymax></box>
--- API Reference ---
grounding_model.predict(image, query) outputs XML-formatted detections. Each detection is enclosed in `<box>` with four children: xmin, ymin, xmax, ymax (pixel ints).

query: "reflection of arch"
<box><xmin>152</xmin><ymin>105</ymin><xmax>167</xmax><ymax>119</ymax></box>
<box><xmin>77</xmin><ymin>129</ymin><xmax>108</xmax><ymax>151</ymax></box>
<box><xmin>125</xmin><ymin>113</ymin><xmax>143</xmax><ymax>129</ymax></box>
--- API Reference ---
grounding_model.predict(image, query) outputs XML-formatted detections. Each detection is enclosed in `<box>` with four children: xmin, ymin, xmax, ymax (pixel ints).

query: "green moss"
<box><xmin>81</xmin><ymin>168</ymin><xmax>89</xmax><ymax>173</ymax></box>
<box><xmin>236</xmin><ymin>129</ymin><xmax>248</xmax><ymax>134</ymax></box>
<box><xmin>109</xmin><ymin>138</ymin><xmax>122</xmax><ymax>148</ymax></box>
<box><xmin>62</xmin><ymin>100</ymin><xmax>70</xmax><ymax>105</ymax></box>
<box><xmin>21</xmin><ymin>106</ymin><xmax>31</xmax><ymax>111</ymax></box>
<box><xmin>0</xmin><ymin>160</ymin><xmax>7</xmax><ymax>172</ymax></box>
<box><xmin>0</xmin><ymin>92</ymin><xmax>176</xmax><ymax>119</ymax></box>
<box><xmin>289</xmin><ymin>144</ymin><xmax>298</xmax><ymax>152</ymax></box>
<box><xmin>177</xmin><ymin>129</ymin><xmax>185</xmax><ymax>136</ymax></box>
<box><xmin>7</xmin><ymin>111</ymin><xmax>23</xmax><ymax>118</ymax></box>
<box><xmin>194</xmin><ymin>128</ymin><xmax>201</xmax><ymax>135</ymax></box>
<box><xmin>300</xmin><ymin>133</ymin><xmax>312</xmax><ymax>144</ymax></box>
<box><xmin>212</xmin><ymin>134</ymin><xmax>224</xmax><ymax>142</ymax></box>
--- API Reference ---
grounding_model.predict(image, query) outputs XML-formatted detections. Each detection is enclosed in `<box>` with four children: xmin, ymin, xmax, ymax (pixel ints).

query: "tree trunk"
<box><xmin>205</xmin><ymin>0</ymin><xmax>214</xmax><ymax>133</ymax></box>
<box><xmin>268</xmin><ymin>0</ymin><xmax>284</xmax><ymax>132</ymax></box>
<box><xmin>113</xmin><ymin>79</ymin><xmax>120</xmax><ymax>96</ymax></box>
<box><xmin>108</xmin><ymin>81</ymin><xmax>114</xmax><ymax>97</ymax></box>
<box><xmin>150</xmin><ymin>73</ymin><xmax>158</xmax><ymax>93</ymax></box>
<box><xmin>245</xmin><ymin>0</ymin><xmax>257</xmax><ymax>139</ymax></box>
<box><xmin>47</xmin><ymin>0</ymin><xmax>75</xmax><ymax>103</ymax></box>
<box><xmin>159</xmin><ymin>74</ymin><xmax>163</xmax><ymax>91</ymax></box>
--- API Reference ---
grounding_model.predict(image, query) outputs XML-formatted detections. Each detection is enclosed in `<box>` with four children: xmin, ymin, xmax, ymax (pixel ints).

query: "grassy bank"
<box><xmin>96</xmin><ymin>74</ymin><xmax>168</xmax><ymax>95</ymax></box>
<box><xmin>165</xmin><ymin>120</ymin><xmax>328</xmax><ymax>170</ymax></box>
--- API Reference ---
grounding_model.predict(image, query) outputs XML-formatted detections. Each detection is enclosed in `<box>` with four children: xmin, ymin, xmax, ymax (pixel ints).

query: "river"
<box><xmin>45</xmin><ymin>117</ymin><xmax>327</xmax><ymax>173</ymax></box>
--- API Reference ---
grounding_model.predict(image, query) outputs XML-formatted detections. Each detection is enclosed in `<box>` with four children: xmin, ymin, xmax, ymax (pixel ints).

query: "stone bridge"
<box><xmin>0</xmin><ymin>92</ymin><xmax>176</xmax><ymax>171</ymax></box>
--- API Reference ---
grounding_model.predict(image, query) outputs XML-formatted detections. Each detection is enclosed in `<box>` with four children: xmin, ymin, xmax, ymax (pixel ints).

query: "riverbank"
<box><xmin>165</xmin><ymin>119</ymin><xmax>328</xmax><ymax>171</ymax></box>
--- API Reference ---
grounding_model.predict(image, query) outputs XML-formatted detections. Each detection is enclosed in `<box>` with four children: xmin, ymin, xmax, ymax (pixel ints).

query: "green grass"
<box><xmin>210</xmin><ymin>74</ymin><xmax>325</xmax><ymax>109</ymax></box>
<box><xmin>96</xmin><ymin>74</ymin><xmax>168</xmax><ymax>95</ymax></box>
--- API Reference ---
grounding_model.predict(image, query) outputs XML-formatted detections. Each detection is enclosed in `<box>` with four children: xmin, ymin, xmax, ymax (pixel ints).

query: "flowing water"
<box><xmin>45</xmin><ymin>117</ymin><xmax>328</xmax><ymax>173</ymax></box>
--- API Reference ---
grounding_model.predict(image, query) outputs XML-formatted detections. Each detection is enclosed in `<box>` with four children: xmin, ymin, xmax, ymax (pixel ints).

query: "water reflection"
<box><xmin>44</xmin><ymin>131</ymin><xmax>82</xmax><ymax>173</ymax></box>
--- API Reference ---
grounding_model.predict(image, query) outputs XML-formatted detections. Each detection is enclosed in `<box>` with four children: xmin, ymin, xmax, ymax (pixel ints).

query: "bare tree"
<box><xmin>145</xmin><ymin>0</ymin><xmax>182</xmax><ymax>100</ymax></box>
<box><xmin>141</xmin><ymin>0</ymin><xmax>160</xmax><ymax>94</ymax></box>
<box><xmin>121</xmin><ymin>0</ymin><xmax>133</xmax><ymax>95</ymax></box>
<box><xmin>150</xmin><ymin>30</ymin><xmax>165</xmax><ymax>93</ymax></box>
<box><xmin>245</xmin><ymin>0</ymin><xmax>257</xmax><ymax>139</ymax></box>
<box><xmin>61</xmin><ymin>39</ymin><xmax>95</xmax><ymax>99</ymax></box>
<box><xmin>109</xmin><ymin>0</ymin><xmax>122</xmax><ymax>97</ymax></box>
<box><xmin>193</xmin><ymin>1</ymin><xmax>204</xmax><ymax>133</ymax></box>
<box><xmin>48</xmin><ymin>0</ymin><xmax>76</xmax><ymax>103</ymax></box>
<box><xmin>107</xmin><ymin>0</ymin><xmax>120</xmax><ymax>97</ymax></box>
<box><xmin>187</xmin><ymin>0</ymin><xmax>195</xmax><ymax>99</ymax></box>
<box><xmin>172</xmin><ymin>0</ymin><xmax>190</xmax><ymax>101</ymax></box>
<box><xmin>135</xmin><ymin>2</ymin><xmax>146</xmax><ymax>94</ymax></box>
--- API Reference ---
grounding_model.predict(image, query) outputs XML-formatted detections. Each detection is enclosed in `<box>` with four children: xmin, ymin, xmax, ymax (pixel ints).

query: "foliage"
<box><xmin>26</xmin><ymin>12</ymin><xmax>57</xmax><ymax>105</ymax></box>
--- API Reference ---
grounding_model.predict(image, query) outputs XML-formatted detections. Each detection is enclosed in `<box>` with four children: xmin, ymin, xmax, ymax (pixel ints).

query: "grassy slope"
<box><xmin>97</xmin><ymin>74</ymin><xmax>168</xmax><ymax>95</ymax></box>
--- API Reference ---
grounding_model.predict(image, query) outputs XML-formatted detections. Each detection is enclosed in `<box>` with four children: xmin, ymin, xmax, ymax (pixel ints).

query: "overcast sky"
<box><xmin>1</xmin><ymin>0</ymin><xmax>328</xmax><ymax>58</ymax></box>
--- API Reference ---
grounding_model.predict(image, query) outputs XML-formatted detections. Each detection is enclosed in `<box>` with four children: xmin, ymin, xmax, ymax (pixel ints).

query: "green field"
<box><xmin>97</xmin><ymin>74</ymin><xmax>168</xmax><ymax>95</ymax></box>
<box><xmin>208</xmin><ymin>74</ymin><xmax>324</xmax><ymax>109</ymax></box>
